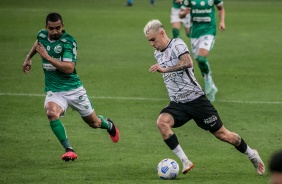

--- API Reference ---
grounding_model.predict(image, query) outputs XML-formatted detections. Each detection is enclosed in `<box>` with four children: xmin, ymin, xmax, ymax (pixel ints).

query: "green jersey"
<box><xmin>37</xmin><ymin>30</ymin><xmax>82</xmax><ymax>92</ymax></box>
<box><xmin>182</xmin><ymin>0</ymin><xmax>223</xmax><ymax>38</ymax></box>
<box><xmin>172</xmin><ymin>0</ymin><xmax>182</xmax><ymax>9</ymax></box>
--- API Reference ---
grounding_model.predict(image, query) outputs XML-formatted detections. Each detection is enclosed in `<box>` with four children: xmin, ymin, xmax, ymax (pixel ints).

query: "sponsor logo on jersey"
<box><xmin>192</xmin><ymin>8</ymin><xmax>212</xmax><ymax>14</ymax></box>
<box><xmin>208</xmin><ymin>0</ymin><xmax>214</xmax><ymax>6</ymax></box>
<box><xmin>173</xmin><ymin>92</ymin><xmax>192</xmax><ymax>101</ymax></box>
<box><xmin>191</xmin><ymin>1</ymin><xmax>196</xmax><ymax>5</ymax></box>
<box><xmin>43</xmin><ymin>63</ymin><xmax>57</xmax><ymax>71</ymax></box>
<box><xmin>54</xmin><ymin>45</ymin><xmax>62</xmax><ymax>54</ymax></box>
<box><xmin>164</xmin><ymin>72</ymin><xmax>177</xmax><ymax>81</ymax></box>
<box><xmin>61</xmin><ymin>38</ymin><xmax>66</xmax><ymax>42</ymax></box>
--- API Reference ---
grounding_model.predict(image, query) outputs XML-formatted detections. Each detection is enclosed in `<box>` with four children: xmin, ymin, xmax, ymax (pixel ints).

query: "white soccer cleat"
<box><xmin>181</xmin><ymin>158</ymin><xmax>194</xmax><ymax>174</ymax></box>
<box><xmin>250</xmin><ymin>150</ymin><xmax>265</xmax><ymax>175</ymax></box>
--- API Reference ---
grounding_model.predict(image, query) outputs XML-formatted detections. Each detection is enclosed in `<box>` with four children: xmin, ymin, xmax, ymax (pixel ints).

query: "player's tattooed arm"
<box><xmin>165</xmin><ymin>53</ymin><xmax>193</xmax><ymax>73</ymax></box>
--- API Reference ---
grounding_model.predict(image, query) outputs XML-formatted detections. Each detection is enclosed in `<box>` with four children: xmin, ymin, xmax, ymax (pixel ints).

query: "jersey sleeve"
<box><xmin>172</xmin><ymin>39</ymin><xmax>189</xmax><ymax>59</ymax></box>
<box><xmin>214</xmin><ymin>0</ymin><xmax>223</xmax><ymax>6</ymax></box>
<box><xmin>62</xmin><ymin>40</ymin><xmax>77</xmax><ymax>62</ymax></box>
<box><xmin>181</xmin><ymin>0</ymin><xmax>190</xmax><ymax>9</ymax></box>
<box><xmin>37</xmin><ymin>29</ymin><xmax>47</xmax><ymax>42</ymax></box>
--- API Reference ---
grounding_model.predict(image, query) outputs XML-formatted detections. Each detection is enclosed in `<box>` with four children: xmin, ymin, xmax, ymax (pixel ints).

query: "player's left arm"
<box><xmin>149</xmin><ymin>52</ymin><xmax>193</xmax><ymax>73</ymax></box>
<box><xmin>217</xmin><ymin>3</ymin><xmax>225</xmax><ymax>31</ymax></box>
<box><xmin>36</xmin><ymin>42</ymin><xmax>75</xmax><ymax>74</ymax></box>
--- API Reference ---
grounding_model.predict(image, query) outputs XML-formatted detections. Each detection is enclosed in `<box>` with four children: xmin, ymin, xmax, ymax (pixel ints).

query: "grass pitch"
<box><xmin>0</xmin><ymin>0</ymin><xmax>282</xmax><ymax>183</ymax></box>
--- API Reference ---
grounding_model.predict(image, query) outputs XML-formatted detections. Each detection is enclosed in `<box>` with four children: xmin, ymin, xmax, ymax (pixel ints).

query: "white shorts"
<box><xmin>44</xmin><ymin>86</ymin><xmax>94</xmax><ymax>117</ymax></box>
<box><xmin>170</xmin><ymin>7</ymin><xmax>191</xmax><ymax>28</ymax></box>
<box><xmin>191</xmin><ymin>35</ymin><xmax>215</xmax><ymax>58</ymax></box>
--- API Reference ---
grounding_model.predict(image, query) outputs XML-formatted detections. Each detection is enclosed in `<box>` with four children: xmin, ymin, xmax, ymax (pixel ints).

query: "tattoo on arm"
<box><xmin>166</xmin><ymin>53</ymin><xmax>193</xmax><ymax>72</ymax></box>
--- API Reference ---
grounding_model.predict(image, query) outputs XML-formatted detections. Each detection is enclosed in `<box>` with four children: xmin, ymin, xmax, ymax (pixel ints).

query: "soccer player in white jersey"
<box><xmin>143</xmin><ymin>19</ymin><xmax>265</xmax><ymax>176</ymax></box>
<box><xmin>22</xmin><ymin>13</ymin><xmax>120</xmax><ymax>161</ymax></box>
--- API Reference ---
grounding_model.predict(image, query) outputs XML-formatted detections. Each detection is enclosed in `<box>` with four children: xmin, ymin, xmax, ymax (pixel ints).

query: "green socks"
<box><xmin>97</xmin><ymin>115</ymin><xmax>112</xmax><ymax>130</ymax></box>
<box><xmin>196</xmin><ymin>55</ymin><xmax>211</xmax><ymax>76</ymax></box>
<box><xmin>172</xmin><ymin>28</ymin><xmax>180</xmax><ymax>38</ymax></box>
<box><xmin>50</xmin><ymin>119</ymin><xmax>71</xmax><ymax>149</ymax></box>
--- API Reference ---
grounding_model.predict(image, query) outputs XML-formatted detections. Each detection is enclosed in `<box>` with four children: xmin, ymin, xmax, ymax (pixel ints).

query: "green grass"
<box><xmin>1</xmin><ymin>0</ymin><xmax>282</xmax><ymax>183</ymax></box>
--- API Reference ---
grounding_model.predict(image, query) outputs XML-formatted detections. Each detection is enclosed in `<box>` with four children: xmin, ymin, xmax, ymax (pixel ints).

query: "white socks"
<box><xmin>245</xmin><ymin>145</ymin><xmax>255</xmax><ymax>159</ymax></box>
<box><xmin>172</xmin><ymin>145</ymin><xmax>188</xmax><ymax>161</ymax></box>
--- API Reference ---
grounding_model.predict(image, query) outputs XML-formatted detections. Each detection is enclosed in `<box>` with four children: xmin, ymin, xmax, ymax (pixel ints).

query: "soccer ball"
<box><xmin>157</xmin><ymin>158</ymin><xmax>179</xmax><ymax>180</ymax></box>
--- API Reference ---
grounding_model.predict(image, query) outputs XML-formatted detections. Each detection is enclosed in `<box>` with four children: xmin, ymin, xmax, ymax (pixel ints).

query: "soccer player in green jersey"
<box><xmin>170</xmin><ymin>0</ymin><xmax>191</xmax><ymax>38</ymax></box>
<box><xmin>180</xmin><ymin>0</ymin><xmax>225</xmax><ymax>102</ymax></box>
<box><xmin>22</xmin><ymin>13</ymin><xmax>120</xmax><ymax>161</ymax></box>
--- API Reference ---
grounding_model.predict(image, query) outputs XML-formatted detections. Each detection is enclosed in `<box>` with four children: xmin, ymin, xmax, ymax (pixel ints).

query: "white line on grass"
<box><xmin>0</xmin><ymin>92</ymin><xmax>281</xmax><ymax>104</ymax></box>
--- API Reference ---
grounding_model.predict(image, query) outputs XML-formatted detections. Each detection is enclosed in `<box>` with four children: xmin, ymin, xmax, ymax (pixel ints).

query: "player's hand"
<box><xmin>36</xmin><ymin>42</ymin><xmax>51</xmax><ymax>61</ymax></box>
<box><xmin>23</xmin><ymin>59</ymin><xmax>32</xmax><ymax>74</ymax></box>
<box><xmin>219</xmin><ymin>22</ymin><xmax>225</xmax><ymax>31</ymax></box>
<box><xmin>179</xmin><ymin>8</ymin><xmax>189</xmax><ymax>19</ymax></box>
<box><xmin>149</xmin><ymin>64</ymin><xmax>167</xmax><ymax>73</ymax></box>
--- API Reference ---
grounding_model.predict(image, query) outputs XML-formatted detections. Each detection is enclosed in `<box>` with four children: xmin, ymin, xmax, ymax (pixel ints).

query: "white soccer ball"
<box><xmin>157</xmin><ymin>158</ymin><xmax>179</xmax><ymax>179</ymax></box>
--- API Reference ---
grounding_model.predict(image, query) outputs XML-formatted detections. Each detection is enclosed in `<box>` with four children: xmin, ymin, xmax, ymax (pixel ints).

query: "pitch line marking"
<box><xmin>0</xmin><ymin>92</ymin><xmax>281</xmax><ymax>104</ymax></box>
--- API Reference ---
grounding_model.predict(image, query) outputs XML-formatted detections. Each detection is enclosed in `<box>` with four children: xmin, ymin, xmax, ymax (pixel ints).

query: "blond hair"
<box><xmin>143</xmin><ymin>19</ymin><xmax>163</xmax><ymax>35</ymax></box>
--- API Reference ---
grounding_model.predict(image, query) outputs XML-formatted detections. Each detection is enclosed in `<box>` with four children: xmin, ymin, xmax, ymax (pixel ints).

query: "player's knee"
<box><xmin>157</xmin><ymin>119</ymin><xmax>170</xmax><ymax>130</ymax></box>
<box><xmin>46</xmin><ymin>110</ymin><xmax>60</xmax><ymax>121</ymax></box>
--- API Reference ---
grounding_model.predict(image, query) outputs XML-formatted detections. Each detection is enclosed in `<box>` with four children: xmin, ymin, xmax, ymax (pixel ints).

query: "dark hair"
<box><xmin>269</xmin><ymin>150</ymin><xmax>282</xmax><ymax>172</ymax></box>
<box><xmin>46</xmin><ymin>13</ymin><xmax>63</xmax><ymax>25</ymax></box>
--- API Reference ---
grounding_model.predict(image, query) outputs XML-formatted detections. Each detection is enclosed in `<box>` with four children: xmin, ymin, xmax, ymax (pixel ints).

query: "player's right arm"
<box><xmin>179</xmin><ymin>0</ymin><xmax>190</xmax><ymax>19</ymax></box>
<box><xmin>23</xmin><ymin>40</ymin><xmax>38</xmax><ymax>74</ymax></box>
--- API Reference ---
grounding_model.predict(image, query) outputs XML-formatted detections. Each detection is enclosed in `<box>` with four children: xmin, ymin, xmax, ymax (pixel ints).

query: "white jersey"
<box><xmin>154</xmin><ymin>38</ymin><xmax>204</xmax><ymax>103</ymax></box>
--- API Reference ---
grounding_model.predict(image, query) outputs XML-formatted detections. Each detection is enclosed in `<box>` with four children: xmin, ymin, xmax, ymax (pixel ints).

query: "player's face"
<box><xmin>46</xmin><ymin>20</ymin><xmax>64</xmax><ymax>41</ymax></box>
<box><xmin>146</xmin><ymin>30</ymin><xmax>165</xmax><ymax>51</ymax></box>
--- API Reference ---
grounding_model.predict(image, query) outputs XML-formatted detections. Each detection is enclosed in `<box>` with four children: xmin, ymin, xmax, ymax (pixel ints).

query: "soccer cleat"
<box><xmin>61</xmin><ymin>148</ymin><xmax>78</xmax><ymax>162</ymax></box>
<box><xmin>204</xmin><ymin>77</ymin><xmax>213</xmax><ymax>94</ymax></box>
<box><xmin>106</xmin><ymin>118</ymin><xmax>120</xmax><ymax>143</ymax></box>
<box><xmin>181</xmin><ymin>158</ymin><xmax>194</xmax><ymax>174</ymax></box>
<box><xmin>207</xmin><ymin>86</ymin><xmax>218</xmax><ymax>102</ymax></box>
<box><xmin>250</xmin><ymin>150</ymin><xmax>265</xmax><ymax>175</ymax></box>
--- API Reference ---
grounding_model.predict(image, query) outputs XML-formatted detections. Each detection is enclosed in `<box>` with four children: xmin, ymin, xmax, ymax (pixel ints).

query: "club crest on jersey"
<box><xmin>200</xmin><ymin>1</ymin><xmax>205</xmax><ymax>6</ymax></box>
<box><xmin>208</xmin><ymin>0</ymin><xmax>214</xmax><ymax>6</ymax></box>
<box><xmin>54</xmin><ymin>45</ymin><xmax>62</xmax><ymax>53</ymax></box>
<box><xmin>184</xmin><ymin>0</ymin><xmax>189</xmax><ymax>6</ymax></box>
<box><xmin>164</xmin><ymin>50</ymin><xmax>168</xmax><ymax>59</ymax></box>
